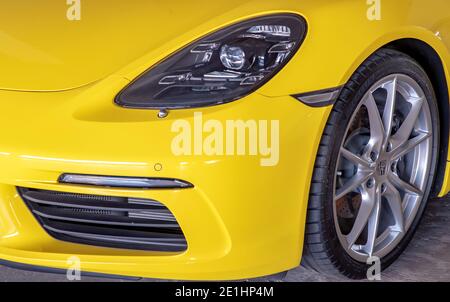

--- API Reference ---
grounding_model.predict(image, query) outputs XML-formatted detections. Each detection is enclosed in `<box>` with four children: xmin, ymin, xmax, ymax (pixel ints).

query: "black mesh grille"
<box><xmin>18</xmin><ymin>187</ymin><xmax>187</xmax><ymax>252</ymax></box>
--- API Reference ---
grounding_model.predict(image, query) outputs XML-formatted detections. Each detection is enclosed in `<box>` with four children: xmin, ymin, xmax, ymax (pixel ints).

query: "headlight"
<box><xmin>115</xmin><ymin>14</ymin><xmax>307</xmax><ymax>109</ymax></box>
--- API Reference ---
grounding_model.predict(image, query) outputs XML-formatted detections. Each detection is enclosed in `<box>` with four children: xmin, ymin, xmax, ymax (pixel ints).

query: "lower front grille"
<box><xmin>18</xmin><ymin>187</ymin><xmax>187</xmax><ymax>252</ymax></box>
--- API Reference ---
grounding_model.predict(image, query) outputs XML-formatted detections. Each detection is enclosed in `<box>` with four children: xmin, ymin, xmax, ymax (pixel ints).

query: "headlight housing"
<box><xmin>115</xmin><ymin>14</ymin><xmax>307</xmax><ymax>109</ymax></box>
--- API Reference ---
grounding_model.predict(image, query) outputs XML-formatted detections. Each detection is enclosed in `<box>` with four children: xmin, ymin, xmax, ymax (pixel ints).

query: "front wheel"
<box><xmin>302</xmin><ymin>49</ymin><xmax>440</xmax><ymax>279</ymax></box>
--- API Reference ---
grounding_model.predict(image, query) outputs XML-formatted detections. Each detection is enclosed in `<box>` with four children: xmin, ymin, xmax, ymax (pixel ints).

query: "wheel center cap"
<box><xmin>377</xmin><ymin>159</ymin><xmax>388</xmax><ymax>176</ymax></box>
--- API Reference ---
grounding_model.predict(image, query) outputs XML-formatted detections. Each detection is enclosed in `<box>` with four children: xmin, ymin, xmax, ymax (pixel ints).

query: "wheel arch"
<box><xmin>383</xmin><ymin>39</ymin><xmax>449</xmax><ymax>197</ymax></box>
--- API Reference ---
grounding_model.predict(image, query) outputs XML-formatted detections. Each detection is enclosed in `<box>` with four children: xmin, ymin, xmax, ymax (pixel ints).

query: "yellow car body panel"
<box><xmin>0</xmin><ymin>0</ymin><xmax>449</xmax><ymax>279</ymax></box>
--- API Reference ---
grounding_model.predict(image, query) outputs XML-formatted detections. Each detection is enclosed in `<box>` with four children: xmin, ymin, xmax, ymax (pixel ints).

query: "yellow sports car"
<box><xmin>1</xmin><ymin>0</ymin><xmax>450</xmax><ymax>280</ymax></box>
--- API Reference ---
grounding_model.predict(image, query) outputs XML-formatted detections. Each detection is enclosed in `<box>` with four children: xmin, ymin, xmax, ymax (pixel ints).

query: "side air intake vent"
<box><xmin>18</xmin><ymin>187</ymin><xmax>187</xmax><ymax>252</ymax></box>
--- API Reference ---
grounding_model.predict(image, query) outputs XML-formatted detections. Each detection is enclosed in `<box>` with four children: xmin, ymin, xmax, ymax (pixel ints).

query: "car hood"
<box><xmin>0</xmin><ymin>0</ymin><xmax>254</xmax><ymax>91</ymax></box>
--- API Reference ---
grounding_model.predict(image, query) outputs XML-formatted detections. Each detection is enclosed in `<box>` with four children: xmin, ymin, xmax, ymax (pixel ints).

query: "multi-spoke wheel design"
<box><xmin>303</xmin><ymin>49</ymin><xmax>439</xmax><ymax>278</ymax></box>
<box><xmin>334</xmin><ymin>74</ymin><xmax>433</xmax><ymax>261</ymax></box>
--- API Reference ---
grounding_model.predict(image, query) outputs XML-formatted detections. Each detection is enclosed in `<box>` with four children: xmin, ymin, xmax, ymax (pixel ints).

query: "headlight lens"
<box><xmin>115</xmin><ymin>14</ymin><xmax>307</xmax><ymax>109</ymax></box>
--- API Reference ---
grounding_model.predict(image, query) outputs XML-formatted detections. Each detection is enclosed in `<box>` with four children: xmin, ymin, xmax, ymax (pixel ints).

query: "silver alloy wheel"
<box><xmin>333</xmin><ymin>74</ymin><xmax>433</xmax><ymax>262</ymax></box>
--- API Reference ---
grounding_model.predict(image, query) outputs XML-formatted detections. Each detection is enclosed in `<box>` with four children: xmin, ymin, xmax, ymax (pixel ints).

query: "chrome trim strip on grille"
<box><xmin>32</xmin><ymin>210</ymin><xmax>180</xmax><ymax>228</ymax></box>
<box><xmin>43</xmin><ymin>225</ymin><xmax>187</xmax><ymax>248</ymax></box>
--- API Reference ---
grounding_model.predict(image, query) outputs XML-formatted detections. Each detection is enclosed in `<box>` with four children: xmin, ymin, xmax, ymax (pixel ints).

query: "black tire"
<box><xmin>301</xmin><ymin>49</ymin><xmax>440</xmax><ymax>279</ymax></box>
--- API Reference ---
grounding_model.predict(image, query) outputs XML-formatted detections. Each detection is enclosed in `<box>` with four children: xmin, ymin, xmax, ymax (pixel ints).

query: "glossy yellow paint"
<box><xmin>0</xmin><ymin>0</ymin><xmax>449</xmax><ymax>280</ymax></box>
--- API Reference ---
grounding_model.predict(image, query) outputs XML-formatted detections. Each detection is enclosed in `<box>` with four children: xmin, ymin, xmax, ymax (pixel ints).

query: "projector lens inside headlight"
<box><xmin>115</xmin><ymin>14</ymin><xmax>307</xmax><ymax>109</ymax></box>
<box><xmin>220</xmin><ymin>45</ymin><xmax>246</xmax><ymax>70</ymax></box>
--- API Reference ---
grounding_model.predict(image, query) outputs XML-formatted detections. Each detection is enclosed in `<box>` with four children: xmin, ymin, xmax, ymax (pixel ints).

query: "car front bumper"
<box><xmin>0</xmin><ymin>76</ymin><xmax>331</xmax><ymax>280</ymax></box>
